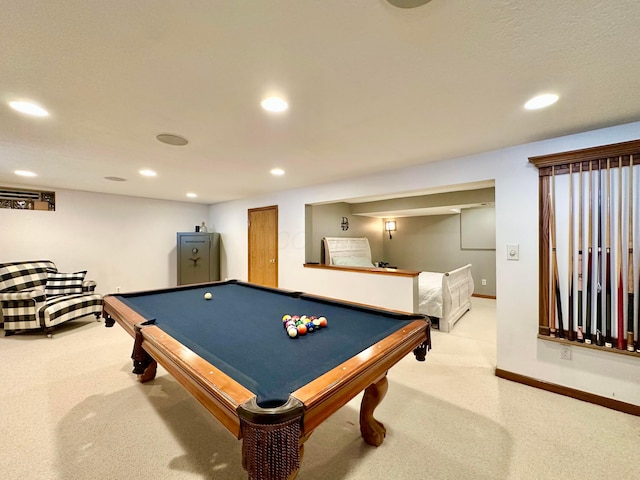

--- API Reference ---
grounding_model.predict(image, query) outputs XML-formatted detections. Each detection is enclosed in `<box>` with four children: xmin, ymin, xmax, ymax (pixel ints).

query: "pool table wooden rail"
<box><xmin>103</xmin><ymin>294</ymin><xmax>255</xmax><ymax>437</ymax></box>
<box><xmin>141</xmin><ymin>324</ymin><xmax>256</xmax><ymax>436</ymax></box>
<box><xmin>293</xmin><ymin>318</ymin><xmax>427</xmax><ymax>436</ymax></box>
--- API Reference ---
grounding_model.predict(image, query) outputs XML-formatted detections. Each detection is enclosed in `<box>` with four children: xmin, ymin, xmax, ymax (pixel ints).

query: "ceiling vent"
<box><xmin>0</xmin><ymin>187</ymin><xmax>55</xmax><ymax>211</ymax></box>
<box><xmin>387</xmin><ymin>0</ymin><xmax>433</xmax><ymax>8</ymax></box>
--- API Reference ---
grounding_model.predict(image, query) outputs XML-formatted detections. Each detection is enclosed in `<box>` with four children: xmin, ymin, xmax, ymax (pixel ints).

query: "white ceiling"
<box><xmin>2</xmin><ymin>1</ymin><xmax>640</xmax><ymax>205</ymax></box>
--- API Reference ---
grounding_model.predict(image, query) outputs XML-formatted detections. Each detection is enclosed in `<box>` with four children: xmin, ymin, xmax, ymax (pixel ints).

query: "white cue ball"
<box><xmin>204</xmin><ymin>292</ymin><xmax>212</xmax><ymax>300</ymax></box>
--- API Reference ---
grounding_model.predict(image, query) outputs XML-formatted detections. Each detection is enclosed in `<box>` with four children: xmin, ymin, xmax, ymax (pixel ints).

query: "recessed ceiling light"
<box><xmin>261</xmin><ymin>97</ymin><xmax>288</xmax><ymax>113</ymax></box>
<box><xmin>104</xmin><ymin>176</ymin><xmax>126</xmax><ymax>182</ymax></box>
<box><xmin>524</xmin><ymin>94</ymin><xmax>559</xmax><ymax>110</ymax></box>
<box><xmin>139</xmin><ymin>169</ymin><xmax>157</xmax><ymax>177</ymax></box>
<box><xmin>186</xmin><ymin>192</ymin><xmax>197</xmax><ymax>198</ymax></box>
<box><xmin>156</xmin><ymin>133</ymin><xmax>189</xmax><ymax>146</ymax></box>
<box><xmin>9</xmin><ymin>101</ymin><xmax>49</xmax><ymax>117</ymax></box>
<box><xmin>15</xmin><ymin>170</ymin><xmax>37</xmax><ymax>177</ymax></box>
<box><xmin>270</xmin><ymin>168</ymin><xmax>285</xmax><ymax>176</ymax></box>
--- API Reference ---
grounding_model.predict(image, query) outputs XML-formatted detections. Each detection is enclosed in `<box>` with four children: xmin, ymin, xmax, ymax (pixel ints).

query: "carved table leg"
<box><xmin>287</xmin><ymin>432</ymin><xmax>312</xmax><ymax>480</ymax></box>
<box><xmin>137</xmin><ymin>360</ymin><xmax>157</xmax><ymax>383</ymax></box>
<box><xmin>359</xmin><ymin>374</ymin><xmax>388</xmax><ymax>447</ymax></box>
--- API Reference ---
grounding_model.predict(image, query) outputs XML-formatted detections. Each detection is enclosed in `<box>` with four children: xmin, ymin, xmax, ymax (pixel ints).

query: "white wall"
<box><xmin>0</xmin><ymin>188</ymin><xmax>209</xmax><ymax>293</ymax></box>
<box><xmin>298</xmin><ymin>268</ymin><xmax>417</xmax><ymax>313</ymax></box>
<box><xmin>210</xmin><ymin>121</ymin><xmax>640</xmax><ymax>407</ymax></box>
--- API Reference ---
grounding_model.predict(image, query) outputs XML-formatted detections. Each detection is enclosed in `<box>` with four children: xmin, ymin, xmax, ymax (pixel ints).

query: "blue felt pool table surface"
<box><xmin>115</xmin><ymin>280</ymin><xmax>425</xmax><ymax>406</ymax></box>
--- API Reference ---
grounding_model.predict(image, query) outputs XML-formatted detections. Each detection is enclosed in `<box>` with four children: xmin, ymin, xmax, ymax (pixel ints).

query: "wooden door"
<box><xmin>248</xmin><ymin>205</ymin><xmax>278</xmax><ymax>287</ymax></box>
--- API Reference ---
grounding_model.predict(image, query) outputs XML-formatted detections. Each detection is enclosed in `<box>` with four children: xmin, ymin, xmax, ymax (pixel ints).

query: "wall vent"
<box><xmin>0</xmin><ymin>187</ymin><xmax>55</xmax><ymax>211</ymax></box>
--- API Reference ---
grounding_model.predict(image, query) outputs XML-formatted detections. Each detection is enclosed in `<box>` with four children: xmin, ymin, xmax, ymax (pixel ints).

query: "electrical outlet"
<box><xmin>116</xmin><ymin>286</ymin><xmax>121</xmax><ymax>293</ymax></box>
<box><xmin>481</xmin><ymin>279</ymin><xmax>487</xmax><ymax>286</ymax></box>
<box><xmin>560</xmin><ymin>345</ymin><xmax>571</xmax><ymax>360</ymax></box>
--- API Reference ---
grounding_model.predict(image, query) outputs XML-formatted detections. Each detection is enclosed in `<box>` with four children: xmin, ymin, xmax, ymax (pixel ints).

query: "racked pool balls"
<box><xmin>281</xmin><ymin>313</ymin><xmax>327</xmax><ymax>338</ymax></box>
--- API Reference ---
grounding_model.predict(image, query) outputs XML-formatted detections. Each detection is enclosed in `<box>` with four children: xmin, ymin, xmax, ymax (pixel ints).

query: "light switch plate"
<box><xmin>507</xmin><ymin>244</ymin><xmax>519</xmax><ymax>261</ymax></box>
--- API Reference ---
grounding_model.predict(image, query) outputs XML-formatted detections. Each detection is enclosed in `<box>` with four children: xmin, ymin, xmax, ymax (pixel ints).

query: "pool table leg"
<box><xmin>285</xmin><ymin>432</ymin><xmax>311</xmax><ymax>480</ymax></box>
<box><xmin>359</xmin><ymin>374</ymin><xmax>388</xmax><ymax>447</ymax></box>
<box><xmin>137</xmin><ymin>359</ymin><xmax>157</xmax><ymax>383</ymax></box>
<box><xmin>131</xmin><ymin>327</ymin><xmax>158</xmax><ymax>382</ymax></box>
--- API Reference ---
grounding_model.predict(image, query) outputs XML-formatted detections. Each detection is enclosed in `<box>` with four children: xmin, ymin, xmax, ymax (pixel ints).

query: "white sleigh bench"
<box><xmin>0</xmin><ymin>260</ymin><xmax>103</xmax><ymax>337</ymax></box>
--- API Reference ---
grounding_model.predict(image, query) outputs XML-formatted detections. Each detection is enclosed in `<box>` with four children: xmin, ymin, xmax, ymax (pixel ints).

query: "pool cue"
<box><xmin>577</xmin><ymin>162</ymin><xmax>585</xmax><ymax>342</ymax></box>
<box><xmin>627</xmin><ymin>155</ymin><xmax>636</xmax><ymax>352</ymax></box>
<box><xmin>585</xmin><ymin>161</ymin><xmax>594</xmax><ymax>344</ymax></box>
<box><xmin>549</xmin><ymin>167</ymin><xmax>556</xmax><ymax>338</ymax></box>
<box><xmin>637</xmin><ymin>157</ymin><xmax>640</xmax><ymax>354</ymax></box>
<box><xmin>596</xmin><ymin>160</ymin><xmax>604</xmax><ymax>346</ymax></box>
<box><xmin>605</xmin><ymin>158</ymin><xmax>613</xmax><ymax>348</ymax></box>
<box><xmin>617</xmin><ymin>157</ymin><xmax>625</xmax><ymax>350</ymax></box>
<box><xmin>568</xmin><ymin>163</ymin><xmax>575</xmax><ymax>340</ymax></box>
<box><xmin>550</xmin><ymin>166</ymin><xmax>564</xmax><ymax>338</ymax></box>
<box><xmin>549</xmin><ymin>192</ymin><xmax>556</xmax><ymax>336</ymax></box>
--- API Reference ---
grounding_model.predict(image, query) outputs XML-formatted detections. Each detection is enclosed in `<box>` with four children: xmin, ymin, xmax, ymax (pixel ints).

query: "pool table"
<box><xmin>103</xmin><ymin>280</ymin><xmax>430</xmax><ymax>480</ymax></box>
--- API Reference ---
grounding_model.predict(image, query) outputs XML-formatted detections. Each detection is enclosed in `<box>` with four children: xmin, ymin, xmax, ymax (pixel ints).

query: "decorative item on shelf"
<box><xmin>385</xmin><ymin>220</ymin><xmax>396</xmax><ymax>239</ymax></box>
<box><xmin>200</xmin><ymin>221</ymin><xmax>208</xmax><ymax>233</ymax></box>
<box><xmin>341</xmin><ymin>216</ymin><xmax>349</xmax><ymax>231</ymax></box>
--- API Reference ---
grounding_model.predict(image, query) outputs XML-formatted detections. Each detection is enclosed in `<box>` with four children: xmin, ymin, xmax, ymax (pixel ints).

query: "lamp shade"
<box><xmin>384</xmin><ymin>220</ymin><xmax>396</xmax><ymax>239</ymax></box>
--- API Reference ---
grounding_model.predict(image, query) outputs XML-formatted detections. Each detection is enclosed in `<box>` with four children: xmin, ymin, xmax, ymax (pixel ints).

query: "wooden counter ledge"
<box><xmin>303</xmin><ymin>263</ymin><xmax>420</xmax><ymax>278</ymax></box>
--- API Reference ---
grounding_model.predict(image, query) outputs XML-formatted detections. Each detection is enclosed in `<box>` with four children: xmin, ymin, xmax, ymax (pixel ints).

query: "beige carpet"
<box><xmin>1</xmin><ymin>298</ymin><xmax>638</xmax><ymax>479</ymax></box>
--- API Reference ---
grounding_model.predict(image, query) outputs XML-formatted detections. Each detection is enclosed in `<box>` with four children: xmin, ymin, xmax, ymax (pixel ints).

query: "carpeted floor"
<box><xmin>1</xmin><ymin>297</ymin><xmax>638</xmax><ymax>479</ymax></box>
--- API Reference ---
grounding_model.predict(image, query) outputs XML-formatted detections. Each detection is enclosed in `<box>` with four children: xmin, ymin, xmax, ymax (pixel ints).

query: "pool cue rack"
<box><xmin>530</xmin><ymin>139</ymin><xmax>640</xmax><ymax>357</ymax></box>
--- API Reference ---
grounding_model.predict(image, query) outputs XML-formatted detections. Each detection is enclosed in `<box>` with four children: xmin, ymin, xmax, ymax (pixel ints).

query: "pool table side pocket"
<box><xmin>237</xmin><ymin>396</ymin><xmax>305</xmax><ymax>480</ymax></box>
<box><xmin>103</xmin><ymin>295</ymin><xmax>147</xmax><ymax>336</ymax></box>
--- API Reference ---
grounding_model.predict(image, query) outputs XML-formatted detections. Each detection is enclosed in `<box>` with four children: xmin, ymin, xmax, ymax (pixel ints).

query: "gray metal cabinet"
<box><xmin>177</xmin><ymin>232</ymin><xmax>220</xmax><ymax>285</ymax></box>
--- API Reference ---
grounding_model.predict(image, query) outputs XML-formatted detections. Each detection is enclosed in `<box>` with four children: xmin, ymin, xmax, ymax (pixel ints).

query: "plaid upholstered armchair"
<box><xmin>0</xmin><ymin>260</ymin><xmax>103</xmax><ymax>337</ymax></box>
